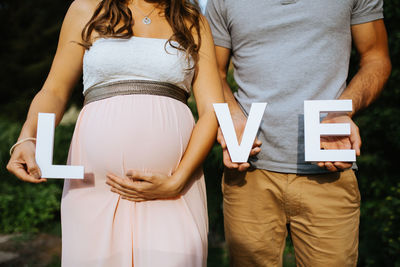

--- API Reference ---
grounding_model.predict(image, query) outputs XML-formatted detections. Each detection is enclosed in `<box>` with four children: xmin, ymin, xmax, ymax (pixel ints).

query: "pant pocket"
<box><xmin>341</xmin><ymin>169</ymin><xmax>361</xmax><ymax>204</ymax></box>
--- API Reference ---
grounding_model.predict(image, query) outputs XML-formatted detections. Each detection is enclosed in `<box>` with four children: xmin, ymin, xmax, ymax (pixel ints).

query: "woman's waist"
<box><xmin>79</xmin><ymin>91</ymin><xmax>194</xmax><ymax>126</ymax></box>
<box><xmin>83</xmin><ymin>79</ymin><xmax>190</xmax><ymax>104</ymax></box>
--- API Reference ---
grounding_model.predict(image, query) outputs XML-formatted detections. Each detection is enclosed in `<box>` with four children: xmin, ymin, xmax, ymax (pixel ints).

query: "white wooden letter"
<box><xmin>214</xmin><ymin>103</ymin><xmax>267</xmax><ymax>163</ymax></box>
<box><xmin>304</xmin><ymin>100</ymin><xmax>356</xmax><ymax>162</ymax></box>
<box><xmin>36</xmin><ymin>113</ymin><xmax>84</xmax><ymax>179</ymax></box>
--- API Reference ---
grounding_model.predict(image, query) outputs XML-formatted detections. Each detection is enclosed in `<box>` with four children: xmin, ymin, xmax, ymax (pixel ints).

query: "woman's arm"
<box><xmin>106</xmin><ymin>16</ymin><xmax>225</xmax><ymax>201</ymax></box>
<box><xmin>7</xmin><ymin>0</ymin><xmax>96</xmax><ymax>183</ymax></box>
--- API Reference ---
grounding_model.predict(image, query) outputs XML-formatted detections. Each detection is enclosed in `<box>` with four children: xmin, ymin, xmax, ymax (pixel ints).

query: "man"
<box><xmin>206</xmin><ymin>0</ymin><xmax>391</xmax><ymax>266</ymax></box>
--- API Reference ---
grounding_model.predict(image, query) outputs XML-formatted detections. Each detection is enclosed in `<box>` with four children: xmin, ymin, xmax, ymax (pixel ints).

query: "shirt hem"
<box><xmin>249</xmin><ymin>160</ymin><xmax>358</xmax><ymax>175</ymax></box>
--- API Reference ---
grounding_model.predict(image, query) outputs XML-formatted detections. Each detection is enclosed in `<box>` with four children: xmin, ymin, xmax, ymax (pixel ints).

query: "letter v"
<box><xmin>213</xmin><ymin>103</ymin><xmax>267</xmax><ymax>163</ymax></box>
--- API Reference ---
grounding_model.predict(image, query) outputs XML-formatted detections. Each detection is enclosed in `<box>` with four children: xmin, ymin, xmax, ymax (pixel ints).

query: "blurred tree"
<box><xmin>0</xmin><ymin>0</ymin><xmax>82</xmax><ymax>121</ymax></box>
<box><xmin>351</xmin><ymin>1</ymin><xmax>400</xmax><ymax>265</ymax></box>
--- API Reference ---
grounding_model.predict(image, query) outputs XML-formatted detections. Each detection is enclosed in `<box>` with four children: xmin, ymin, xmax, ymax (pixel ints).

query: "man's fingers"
<box><xmin>253</xmin><ymin>138</ymin><xmax>262</xmax><ymax>147</ymax></box>
<box><xmin>333</xmin><ymin>161</ymin><xmax>352</xmax><ymax>170</ymax></box>
<box><xmin>354</xmin><ymin>140</ymin><xmax>361</xmax><ymax>156</ymax></box>
<box><xmin>223</xmin><ymin>157</ymin><xmax>238</xmax><ymax>169</ymax></box>
<box><xmin>223</xmin><ymin>153</ymin><xmax>250</xmax><ymax>171</ymax></box>
<box><xmin>324</xmin><ymin>162</ymin><xmax>338</xmax><ymax>172</ymax></box>
<box><xmin>221</xmin><ymin>143</ymin><xmax>255</xmax><ymax>170</ymax></box>
<box><xmin>249</xmin><ymin>147</ymin><xmax>261</xmax><ymax>156</ymax></box>
<box><xmin>317</xmin><ymin>161</ymin><xmax>351</xmax><ymax>172</ymax></box>
<box><xmin>222</xmin><ymin>149</ymin><xmax>239</xmax><ymax>169</ymax></box>
<box><xmin>317</xmin><ymin>160</ymin><xmax>352</xmax><ymax>171</ymax></box>
<box><xmin>350</xmin><ymin>129</ymin><xmax>362</xmax><ymax>156</ymax></box>
<box><xmin>237</xmin><ymin>163</ymin><xmax>250</xmax><ymax>172</ymax></box>
<box><xmin>317</xmin><ymin>162</ymin><xmax>325</xmax><ymax>168</ymax></box>
<box><xmin>317</xmin><ymin>117</ymin><xmax>360</xmax><ymax>170</ymax></box>
<box><xmin>217</xmin><ymin>128</ymin><xmax>227</xmax><ymax>149</ymax></box>
<box><xmin>349</xmin><ymin>120</ymin><xmax>361</xmax><ymax>156</ymax></box>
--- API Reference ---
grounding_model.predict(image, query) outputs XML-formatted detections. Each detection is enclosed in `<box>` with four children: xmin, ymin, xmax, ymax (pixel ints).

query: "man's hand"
<box><xmin>106</xmin><ymin>170</ymin><xmax>183</xmax><ymax>202</ymax></box>
<box><xmin>216</xmin><ymin>112</ymin><xmax>262</xmax><ymax>172</ymax></box>
<box><xmin>318</xmin><ymin>113</ymin><xmax>361</xmax><ymax>172</ymax></box>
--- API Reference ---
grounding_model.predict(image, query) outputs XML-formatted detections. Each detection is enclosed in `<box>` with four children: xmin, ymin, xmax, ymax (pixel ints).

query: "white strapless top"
<box><xmin>82</xmin><ymin>37</ymin><xmax>194</xmax><ymax>93</ymax></box>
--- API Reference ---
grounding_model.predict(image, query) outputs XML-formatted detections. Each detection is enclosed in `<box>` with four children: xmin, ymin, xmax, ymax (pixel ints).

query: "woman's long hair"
<box><xmin>81</xmin><ymin>0</ymin><xmax>202</xmax><ymax>66</ymax></box>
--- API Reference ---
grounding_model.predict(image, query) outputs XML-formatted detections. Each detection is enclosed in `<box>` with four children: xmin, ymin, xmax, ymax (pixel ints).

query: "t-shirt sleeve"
<box><xmin>351</xmin><ymin>0</ymin><xmax>384</xmax><ymax>25</ymax></box>
<box><xmin>205</xmin><ymin>0</ymin><xmax>231</xmax><ymax>49</ymax></box>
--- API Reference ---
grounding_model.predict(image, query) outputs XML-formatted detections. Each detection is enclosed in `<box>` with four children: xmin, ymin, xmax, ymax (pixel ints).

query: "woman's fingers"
<box><xmin>109</xmin><ymin>181</ymin><xmax>156</xmax><ymax>201</ymax></box>
<box><xmin>7</xmin><ymin>151</ymin><xmax>46</xmax><ymax>183</ymax></box>
<box><xmin>125</xmin><ymin>170</ymin><xmax>154</xmax><ymax>182</ymax></box>
<box><xmin>106</xmin><ymin>174</ymin><xmax>143</xmax><ymax>193</ymax></box>
<box><xmin>7</xmin><ymin>142</ymin><xmax>46</xmax><ymax>183</ymax></box>
<box><xmin>24</xmin><ymin>155</ymin><xmax>42</xmax><ymax>179</ymax></box>
<box><xmin>107</xmin><ymin>171</ymin><xmax>183</xmax><ymax>201</ymax></box>
<box><xmin>7</xmin><ymin>161</ymin><xmax>46</xmax><ymax>183</ymax></box>
<box><xmin>122</xmin><ymin>196</ymin><xmax>147</xmax><ymax>202</ymax></box>
<box><xmin>111</xmin><ymin>187</ymin><xmax>143</xmax><ymax>198</ymax></box>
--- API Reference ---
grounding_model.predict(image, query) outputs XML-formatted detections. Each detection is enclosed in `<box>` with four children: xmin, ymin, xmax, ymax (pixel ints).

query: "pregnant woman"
<box><xmin>6</xmin><ymin>0</ymin><xmax>224</xmax><ymax>266</ymax></box>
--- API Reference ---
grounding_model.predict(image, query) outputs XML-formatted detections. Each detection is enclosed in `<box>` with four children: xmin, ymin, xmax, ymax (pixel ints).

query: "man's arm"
<box><xmin>342</xmin><ymin>19</ymin><xmax>391</xmax><ymax>113</ymax></box>
<box><xmin>215</xmin><ymin>46</ymin><xmax>261</xmax><ymax>171</ymax></box>
<box><xmin>320</xmin><ymin>19</ymin><xmax>391</xmax><ymax>172</ymax></box>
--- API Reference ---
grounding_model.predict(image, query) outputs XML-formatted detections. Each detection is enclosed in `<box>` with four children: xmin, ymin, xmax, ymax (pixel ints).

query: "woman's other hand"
<box><xmin>106</xmin><ymin>171</ymin><xmax>183</xmax><ymax>202</ymax></box>
<box><xmin>6</xmin><ymin>141</ymin><xmax>47</xmax><ymax>183</ymax></box>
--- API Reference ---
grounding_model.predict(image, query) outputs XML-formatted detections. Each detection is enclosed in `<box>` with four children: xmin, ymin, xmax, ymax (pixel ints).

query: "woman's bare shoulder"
<box><xmin>60</xmin><ymin>0</ymin><xmax>100</xmax><ymax>32</ymax></box>
<box><xmin>68</xmin><ymin>0</ymin><xmax>101</xmax><ymax>18</ymax></box>
<box><xmin>56</xmin><ymin>0</ymin><xmax>101</xmax><ymax>43</ymax></box>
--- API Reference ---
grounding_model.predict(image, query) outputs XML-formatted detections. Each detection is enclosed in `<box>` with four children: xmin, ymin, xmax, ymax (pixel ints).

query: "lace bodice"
<box><xmin>82</xmin><ymin>37</ymin><xmax>194</xmax><ymax>93</ymax></box>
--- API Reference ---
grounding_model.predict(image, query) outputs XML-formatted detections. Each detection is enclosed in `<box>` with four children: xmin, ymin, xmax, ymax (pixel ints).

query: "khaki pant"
<box><xmin>223</xmin><ymin>168</ymin><xmax>360</xmax><ymax>267</ymax></box>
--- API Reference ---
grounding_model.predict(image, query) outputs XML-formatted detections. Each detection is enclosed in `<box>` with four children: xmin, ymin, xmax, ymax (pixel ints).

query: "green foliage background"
<box><xmin>0</xmin><ymin>0</ymin><xmax>399</xmax><ymax>266</ymax></box>
<box><xmin>352</xmin><ymin>3</ymin><xmax>400</xmax><ymax>265</ymax></box>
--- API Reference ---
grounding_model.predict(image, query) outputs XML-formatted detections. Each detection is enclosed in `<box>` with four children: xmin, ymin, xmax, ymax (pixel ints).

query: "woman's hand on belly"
<box><xmin>106</xmin><ymin>171</ymin><xmax>184</xmax><ymax>202</ymax></box>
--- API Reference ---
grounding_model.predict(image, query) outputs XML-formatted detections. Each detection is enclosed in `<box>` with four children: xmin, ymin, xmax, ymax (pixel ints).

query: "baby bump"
<box><xmin>71</xmin><ymin>95</ymin><xmax>194</xmax><ymax>178</ymax></box>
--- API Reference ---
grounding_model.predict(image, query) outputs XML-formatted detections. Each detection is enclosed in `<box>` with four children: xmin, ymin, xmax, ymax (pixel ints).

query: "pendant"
<box><xmin>142</xmin><ymin>17</ymin><xmax>151</xmax><ymax>25</ymax></box>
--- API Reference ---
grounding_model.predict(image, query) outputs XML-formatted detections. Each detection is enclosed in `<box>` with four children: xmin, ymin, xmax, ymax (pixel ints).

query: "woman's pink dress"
<box><xmin>61</xmin><ymin>37</ymin><xmax>208</xmax><ymax>267</ymax></box>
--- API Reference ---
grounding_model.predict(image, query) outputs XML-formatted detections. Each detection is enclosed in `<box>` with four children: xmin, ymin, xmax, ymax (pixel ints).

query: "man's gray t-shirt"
<box><xmin>206</xmin><ymin>0</ymin><xmax>383</xmax><ymax>174</ymax></box>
